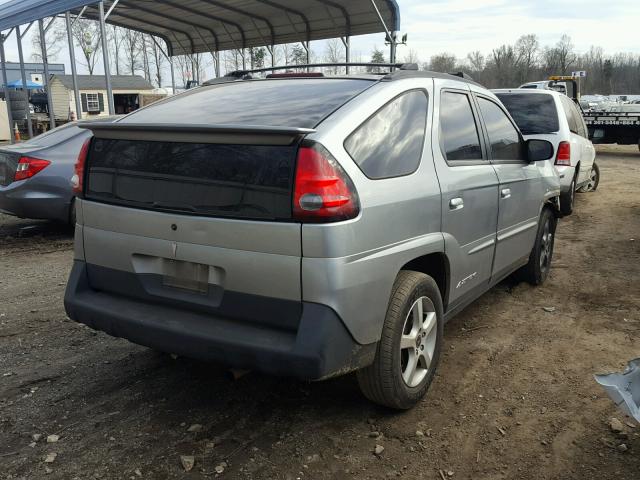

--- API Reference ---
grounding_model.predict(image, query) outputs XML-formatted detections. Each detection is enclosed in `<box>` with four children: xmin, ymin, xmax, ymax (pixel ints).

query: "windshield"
<box><xmin>496</xmin><ymin>93</ymin><xmax>559</xmax><ymax>135</ymax></box>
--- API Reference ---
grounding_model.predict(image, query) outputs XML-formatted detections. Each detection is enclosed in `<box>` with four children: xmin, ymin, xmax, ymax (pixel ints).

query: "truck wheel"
<box><xmin>357</xmin><ymin>270</ymin><xmax>443</xmax><ymax>410</ymax></box>
<box><xmin>578</xmin><ymin>163</ymin><xmax>599</xmax><ymax>192</ymax></box>
<box><xmin>559</xmin><ymin>176</ymin><xmax>575</xmax><ymax>215</ymax></box>
<box><xmin>518</xmin><ymin>208</ymin><xmax>557</xmax><ymax>286</ymax></box>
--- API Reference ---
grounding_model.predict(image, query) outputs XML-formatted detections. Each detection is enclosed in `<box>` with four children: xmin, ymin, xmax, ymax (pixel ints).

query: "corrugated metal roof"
<box><xmin>0</xmin><ymin>0</ymin><xmax>400</xmax><ymax>56</ymax></box>
<box><xmin>52</xmin><ymin>74</ymin><xmax>154</xmax><ymax>90</ymax></box>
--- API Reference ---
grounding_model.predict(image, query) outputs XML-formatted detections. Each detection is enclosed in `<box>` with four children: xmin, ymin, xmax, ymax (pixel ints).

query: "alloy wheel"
<box><xmin>539</xmin><ymin>218</ymin><xmax>553</xmax><ymax>274</ymax></box>
<box><xmin>400</xmin><ymin>297</ymin><xmax>438</xmax><ymax>388</ymax></box>
<box><xmin>585</xmin><ymin>167</ymin><xmax>598</xmax><ymax>191</ymax></box>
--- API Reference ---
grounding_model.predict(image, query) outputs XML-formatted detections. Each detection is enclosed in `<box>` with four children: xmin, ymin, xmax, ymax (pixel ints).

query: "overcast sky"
<box><xmin>1</xmin><ymin>0</ymin><xmax>638</xmax><ymax>82</ymax></box>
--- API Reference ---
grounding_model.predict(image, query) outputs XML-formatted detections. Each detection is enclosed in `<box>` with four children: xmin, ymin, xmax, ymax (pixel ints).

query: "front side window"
<box><xmin>477</xmin><ymin>97</ymin><xmax>525</xmax><ymax>161</ymax></box>
<box><xmin>344</xmin><ymin>90</ymin><xmax>428</xmax><ymax>179</ymax></box>
<box><xmin>439</xmin><ymin>91</ymin><xmax>483</xmax><ymax>162</ymax></box>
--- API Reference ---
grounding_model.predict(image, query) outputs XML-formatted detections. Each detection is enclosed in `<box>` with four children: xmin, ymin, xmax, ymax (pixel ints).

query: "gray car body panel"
<box><xmin>67</xmin><ymin>74</ymin><xmax>561</xmax><ymax>377</ymax></box>
<box><xmin>0</xmin><ymin>126</ymin><xmax>89</xmax><ymax>222</ymax></box>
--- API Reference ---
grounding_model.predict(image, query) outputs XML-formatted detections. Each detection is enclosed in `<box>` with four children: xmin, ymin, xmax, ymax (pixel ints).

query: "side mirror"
<box><xmin>526</xmin><ymin>139</ymin><xmax>554</xmax><ymax>162</ymax></box>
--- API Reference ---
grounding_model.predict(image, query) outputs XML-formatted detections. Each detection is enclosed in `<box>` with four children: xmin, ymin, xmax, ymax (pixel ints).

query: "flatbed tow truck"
<box><xmin>542</xmin><ymin>75</ymin><xmax>640</xmax><ymax>152</ymax></box>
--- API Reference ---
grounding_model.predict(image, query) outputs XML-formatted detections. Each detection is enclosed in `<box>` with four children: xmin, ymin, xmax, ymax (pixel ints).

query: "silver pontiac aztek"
<box><xmin>65</xmin><ymin>66</ymin><xmax>560</xmax><ymax>409</ymax></box>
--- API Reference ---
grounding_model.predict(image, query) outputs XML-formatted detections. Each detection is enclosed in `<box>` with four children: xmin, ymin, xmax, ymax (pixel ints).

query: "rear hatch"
<box><xmin>78</xmin><ymin>77</ymin><xmax>375</xmax><ymax>331</ymax></box>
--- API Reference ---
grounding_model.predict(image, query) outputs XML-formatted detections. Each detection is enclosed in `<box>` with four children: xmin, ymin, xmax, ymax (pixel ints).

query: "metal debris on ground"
<box><xmin>595</xmin><ymin>358</ymin><xmax>640</xmax><ymax>423</ymax></box>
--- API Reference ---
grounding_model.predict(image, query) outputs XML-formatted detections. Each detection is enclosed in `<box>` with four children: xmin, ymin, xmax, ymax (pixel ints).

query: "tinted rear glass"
<box><xmin>495</xmin><ymin>93</ymin><xmax>559</xmax><ymax>134</ymax></box>
<box><xmin>86</xmin><ymin>139</ymin><xmax>297</xmax><ymax>220</ymax></box>
<box><xmin>125</xmin><ymin>79</ymin><xmax>374</xmax><ymax>128</ymax></box>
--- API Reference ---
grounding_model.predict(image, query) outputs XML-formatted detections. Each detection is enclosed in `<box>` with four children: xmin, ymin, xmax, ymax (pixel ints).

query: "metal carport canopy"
<box><xmin>0</xmin><ymin>0</ymin><xmax>401</xmax><ymax>56</ymax></box>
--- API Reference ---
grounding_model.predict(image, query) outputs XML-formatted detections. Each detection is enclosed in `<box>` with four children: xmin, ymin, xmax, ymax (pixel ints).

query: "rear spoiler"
<box><xmin>77</xmin><ymin>122</ymin><xmax>316</xmax><ymax>146</ymax></box>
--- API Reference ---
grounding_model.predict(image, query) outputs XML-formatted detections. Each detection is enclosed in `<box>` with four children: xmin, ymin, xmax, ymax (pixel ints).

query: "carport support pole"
<box><xmin>389</xmin><ymin>32</ymin><xmax>397</xmax><ymax>64</ymax></box>
<box><xmin>0</xmin><ymin>34</ymin><xmax>15</xmax><ymax>144</ymax></box>
<box><xmin>169</xmin><ymin>58</ymin><xmax>176</xmax><ymax>95</ymax></box>
<box><xmin>342</xmin><ymin>36</ymin><xmax>351</xmax><ymax>75</ymax></box>
<box><xmin>38</xmin><ymin>20</ymin><xmax>56</xmax><ymax>130</ymax></box>
<box><xmin>16</xmin><ymin>26</ymin><xmax>34</xmax><ymax>138</ymax></box>
<box><xmin>65</xmin><ymin>12</ymin><xmax>82</xmax><ymax>121</ymax></box>
<box><xmin>98</xmin><ymin>1</ymin><xmax>115</xmax><ymax>115</ymax></box>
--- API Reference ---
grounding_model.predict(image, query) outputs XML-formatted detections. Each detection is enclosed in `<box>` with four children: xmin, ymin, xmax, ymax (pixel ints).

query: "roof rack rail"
<box><xmin>448</xmin><ymin>71</ymin><xmax>475</xmax><ymax>82</ymax></box>
<box><xmin>221</xmin><ymin>62</ymin><xmax>419</xmax><ymax>79</ymax></box>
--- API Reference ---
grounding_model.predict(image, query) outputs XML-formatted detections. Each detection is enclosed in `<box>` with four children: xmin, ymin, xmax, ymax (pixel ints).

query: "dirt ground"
<box><xmin>1</xmin><ymin>145</ymin><xmax>639</xmax><ymax>480</ymax></box>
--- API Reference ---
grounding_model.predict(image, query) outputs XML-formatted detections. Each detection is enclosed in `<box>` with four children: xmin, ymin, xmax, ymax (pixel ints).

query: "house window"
<box><xmin>86</xmin><ymin>93</ymin><xmax>100</xmax><ymax>112</ymax></box>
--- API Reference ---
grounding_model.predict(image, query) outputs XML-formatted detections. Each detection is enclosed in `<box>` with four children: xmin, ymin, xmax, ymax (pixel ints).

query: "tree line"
<box><xmin>29</xmin><ymin>20</ymin><xmax>639</xmax><ymax>95</ymax></box>
<box><xmin>405</xmin><ymin>34</ymin><xmax>640</xmax><ymax>95</ymax></box>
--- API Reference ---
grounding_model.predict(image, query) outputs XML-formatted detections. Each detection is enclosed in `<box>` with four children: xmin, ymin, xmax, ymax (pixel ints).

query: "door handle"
<box><xmin>449</xmin><ymin>197</ymin><xmax>464</xmax><ymax>210</ymax></box>
<box><xmin>501</xmin><ymin>188</ymin><xmax>511</xmax><ymax>199</ymax></box>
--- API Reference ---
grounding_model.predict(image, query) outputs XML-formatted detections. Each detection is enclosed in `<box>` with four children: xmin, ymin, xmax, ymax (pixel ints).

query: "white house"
<box><xmin>48</xmin><ymin>74</ymin><xmax>158</xmax><ymax>120</ymax></box>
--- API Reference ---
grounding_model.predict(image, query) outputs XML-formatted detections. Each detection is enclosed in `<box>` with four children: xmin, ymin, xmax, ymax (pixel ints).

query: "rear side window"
<box><xmin>560</xmin><ymin>96</ymin><xmax>587</xmax><ymax>137</ymax></box>
<box><xmin>439</xmin><ymin>91</ymin><xmax>483</xmax><ymax>162</ymax></box>
<box><xmin>560</xmin><ymin>96</ymin><xmax>580</xmax><ymax>135</ymax></box>
<box><xmin>344</xmin><ymin>90</ymin><xmax>428</xmax><ymax>179</ymax></box>
<box><xmin>495</xmin><ymin>93</ymin><xmax>559</xmax><ymax>134</ymax></box>
<box><xmin>477</xmin><ymin>97</ymin><xmax>525</xmax><ymax>161</ymax></box>
<box><xmin>85</xmin><ymin>139</ymin><xmax>298</xmax><ymax>220</ymax></box>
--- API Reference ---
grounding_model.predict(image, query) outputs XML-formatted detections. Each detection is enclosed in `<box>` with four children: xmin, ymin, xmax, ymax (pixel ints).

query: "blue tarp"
<box><xmin>6</xmin><ymin>79</ymin><xmax>43</xmax><ymax>89</ymax></box>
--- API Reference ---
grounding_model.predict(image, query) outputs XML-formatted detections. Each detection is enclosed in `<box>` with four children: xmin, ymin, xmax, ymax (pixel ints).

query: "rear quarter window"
<box><xmin>495</xmin><ymin>93</ymin><xmax>559</xmax><ymax>135</ymax></box>
<box><xmin>344</xmin><ymin>90</ymin><xmax>428</xmax><ymax>179</ymax></box>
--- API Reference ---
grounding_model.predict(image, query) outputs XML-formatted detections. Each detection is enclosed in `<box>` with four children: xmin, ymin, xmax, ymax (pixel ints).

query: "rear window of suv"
<box><xmin>125</xmin><ymin>79</ymin><xmax>375</xmax><ymax>128</ymax></box>
<box><xmin>495</xmin><ymin>93</ymin><xmax>559</xmax><ymax>135</ymax></box>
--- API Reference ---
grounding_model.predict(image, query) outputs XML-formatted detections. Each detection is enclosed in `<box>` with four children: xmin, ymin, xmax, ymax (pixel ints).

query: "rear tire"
<box><xmin>518</xmin><ymin>207</ymin><xmax>556</xmax><ymax>286</ymax></box>
<box><xmin>559</xmin><ymin>176</ymin><xmax>575</xmax><ymax>216</ymax></box>
<box><xmin>578</xmin><ymin>163</ymin><xmax>599</xmax><ymax>192</ymax></box>
<box><xmin>357</xmin><ymin>271</ymin><xmax>444</xmax><ymax>410</ymax></box>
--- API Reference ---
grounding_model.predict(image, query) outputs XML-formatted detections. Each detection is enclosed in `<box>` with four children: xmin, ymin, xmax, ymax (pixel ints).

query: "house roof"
<box><xmin>52</xmin><ymin>75</ymin><xmax>154</xmax><ymax>91</ymax></box>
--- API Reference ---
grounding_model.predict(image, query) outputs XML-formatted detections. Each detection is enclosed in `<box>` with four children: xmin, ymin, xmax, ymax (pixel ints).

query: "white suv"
<box><xmin>494</xmin><ymin>89</ymin><xmax>598</xmax><ymax>215</ymax></box>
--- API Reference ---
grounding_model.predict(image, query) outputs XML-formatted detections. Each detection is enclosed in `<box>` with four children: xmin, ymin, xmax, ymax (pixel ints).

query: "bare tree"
<box><xmin>429</xmin><ymin>53</ymin><xmax>457</xmax><ymax>73</ymax></box>
<box><xmin>72</xmin><ymin>18</ymin><xmax>102</xmax><ymax>75</ymax></box>
<box><xmin>121</xmin><ymin>29</ymin><xmax>143</xmax><ymax>75</ymax></box>
<box><xmin>402</xmin><ymin>48</ymin><xmax>420</xmax><ymax>65</ymax></box>
<box><xmin>148</xmin><ymin>36</ymin><xmax>166</xmax><ymax>87</ymax></box>
<box><xmin>488</xmin><ymin>45</ymin><xmax>518</xmax><ymax>86</ymax></box>
<box><xmin>108</xmin><ymin>25</ymin><xmax>123</xmax><ymax>75</ymax></box>
<box><xmin>466</xmin><ymin>51</ymin><xmax>485</xmax><ymax>71</ymax></box>
<box><xmin>324</xmin><ymin>38</ymin><xmax>345</xmax><ymax>74</ymax></box>
<box><xmin>31</xmin><ymin>19</ymin><xmax>65</xmax><ymax>62</ymax></box>
<box><xmin>555</xmin><ymin>35</ymin><xmax>577</xmax><ymax>74</ymax></box>
<box><xmin>515</xmin><ymin>34</ymin><xmax>539</xmax><ymax>82</ymax></box>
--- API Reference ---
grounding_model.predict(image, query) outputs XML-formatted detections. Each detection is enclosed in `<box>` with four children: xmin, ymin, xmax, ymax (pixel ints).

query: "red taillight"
<box><xmin>72</xmin><ymin>137</ymin><xmax>91</xmax><ymax>195</ymax></box>
<box><xmin>293</xmin><ymin>143</ymin><xmax>359</xmax><ymax>223</ymax></box>
<box><xmin>14</xmin><ymin>157</ymin><xmax>51</xmax><ymax>181</ymax></box>
<box><xmin>555</xmin><ymin>141</ymin><xmax>571</xmax><ymax>166</ymax></box>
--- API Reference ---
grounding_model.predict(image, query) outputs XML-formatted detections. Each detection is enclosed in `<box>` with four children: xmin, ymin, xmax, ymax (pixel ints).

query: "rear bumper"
<box><xmin>0</xmin><ymin>180</ymin><xmax>71</xmax><ymax>222</ymax></box>
<box><xmin>554</xmin><ymin>165</ymin><xmax>576</xmax><ymax>192</ymax></box>
<box><xmin>64</xmin><ymin>260</ymin><xmax>375</xmax><ymax>380</ymax></box>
